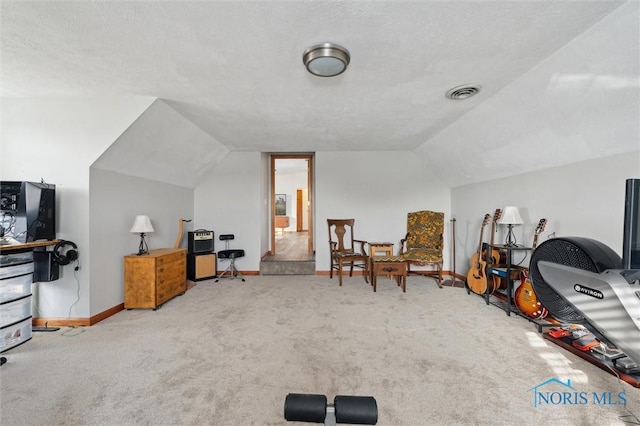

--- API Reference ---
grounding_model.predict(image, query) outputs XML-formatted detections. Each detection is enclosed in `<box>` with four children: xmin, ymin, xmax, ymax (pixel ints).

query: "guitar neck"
<box><xmin>476</xmin><ymin>230</ymin><xmax>484</xmax><ymax>257</ymax></box>
<box><xmin>530</xmin><ymin>219</ymin><xmax>547</xmax><ymax>252</ymax></box>
<box><xmin>532</xmin><ymin>235</ymin><xmax>539</xmax><ymax>251</ymax></box>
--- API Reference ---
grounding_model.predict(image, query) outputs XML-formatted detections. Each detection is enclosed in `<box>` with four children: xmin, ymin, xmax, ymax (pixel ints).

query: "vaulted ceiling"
<box><xmin>2</xmin><ymin>1</ymin><xmax>638</xmax><ymax>187</ymax></box>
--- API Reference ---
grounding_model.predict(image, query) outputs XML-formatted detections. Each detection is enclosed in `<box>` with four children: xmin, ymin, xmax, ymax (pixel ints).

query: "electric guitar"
<box><xmin>467</xmin><ymin>214</ymin><xmax>492</xmax><ymax>295</ymax></box>
<box><xmin>514</xmin><ymin>218</ymin><xmax>549</xmax><ymax>319</ymax></box>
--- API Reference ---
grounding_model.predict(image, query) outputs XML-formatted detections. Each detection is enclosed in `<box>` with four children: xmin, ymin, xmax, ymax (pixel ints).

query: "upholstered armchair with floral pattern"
<box><xmin>399</xmin><ymin>210</ymin><xmax>444</xmax><ymax>287</ymax></box>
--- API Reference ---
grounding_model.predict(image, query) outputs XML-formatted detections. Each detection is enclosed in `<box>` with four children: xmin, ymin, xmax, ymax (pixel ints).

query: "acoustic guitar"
<box><xmin>514</xmin><ymin>218</ymin><xmax>549</xmax><ymax>319</ymax></box>
<box><xmin>485</xmin><ymin>209</ymin><xmax>502</xmax><ymax>264</ymax></box>
<box><xmin>467</xmin><ymin>214</ymin><xmax>492</xmax><ymax>295</ymax></box>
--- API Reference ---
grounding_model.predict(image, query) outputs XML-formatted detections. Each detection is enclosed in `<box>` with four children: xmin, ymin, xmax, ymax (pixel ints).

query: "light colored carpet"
<box><xmin>1</xmin><ymin>274</ymin><xmax>638</xmax><ymax>425</ymax></box>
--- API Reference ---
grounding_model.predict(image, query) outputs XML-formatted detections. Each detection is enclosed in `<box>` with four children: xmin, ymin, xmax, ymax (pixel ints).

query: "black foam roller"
<box><xmin>334</xmin><ymin>395</ymin><xmax>378</xmax><ymax>425</ymax></box>
<box><xmin>284</xmin><ymin>393</ymin><xmax>327</xmax><ymax>423</ymax></box>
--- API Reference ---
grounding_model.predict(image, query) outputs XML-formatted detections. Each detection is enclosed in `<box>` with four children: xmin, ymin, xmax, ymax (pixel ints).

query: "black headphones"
<box><xmin>53</xmin><ymin>240</ymin><xmax>78</xmax><ymax>266</ymax></box>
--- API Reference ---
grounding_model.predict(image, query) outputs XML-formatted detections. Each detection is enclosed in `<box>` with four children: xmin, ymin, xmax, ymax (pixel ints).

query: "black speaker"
<box><xmin>53</xmin><ymin>240</ymin><xmax>78</xmax><ymax>266</ymax></box>
<box><xmin>187</xmin><ymin>253</ymin><xmax>217</xmax><ymax>281</ymax></box>
<box><xmin>188</xmin><ymin>230</ymin><xmax>214</xmax><ymax>254</ymax></box>
<box><xmin>33</xmin><ymin>251</ymin><xmax>59</xmax><ymax>282</ymax></box>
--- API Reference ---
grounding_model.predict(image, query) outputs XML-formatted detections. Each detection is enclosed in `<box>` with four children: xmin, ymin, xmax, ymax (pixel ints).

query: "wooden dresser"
<box><xmin>124</xmin><ymin>248</ymin><xmax>187</xmax><ymax>310</ymax></box>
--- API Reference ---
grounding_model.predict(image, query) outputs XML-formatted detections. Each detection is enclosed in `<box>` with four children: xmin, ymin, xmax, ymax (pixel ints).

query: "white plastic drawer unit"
<box><xmin>0</xmin><ymin>262</ymin><xmax>34</xmax><ymax>279</ymax></box>
<box><xmin>0</xmin><ymin>250</ymin><xmax>33</xmax><ymax>267</ymax></box>
<box><xmin>0</xmin><ymin>273</ymin><xmax>33</xmax><ymax>304</ymax></box>
<box><xmin>0</xmin><ymin>316</ymin><xmax>32</xmax><ymax>353</ymax></box>
<box><xmin>0</xmin><ymin>295</ymin><xmax>32</xmax><ymax>328</ymax></box>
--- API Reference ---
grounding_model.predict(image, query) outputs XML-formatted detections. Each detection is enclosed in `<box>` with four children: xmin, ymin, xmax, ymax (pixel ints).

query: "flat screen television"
<box><xmin>0</xmin><ymin>181</ymin><xmax>56</xmax><ymax>243</ymax></box>
<box><xmin>622</xmin><ymin>178</ymin><xmax>640</xmax><ymax>269</ymax></box>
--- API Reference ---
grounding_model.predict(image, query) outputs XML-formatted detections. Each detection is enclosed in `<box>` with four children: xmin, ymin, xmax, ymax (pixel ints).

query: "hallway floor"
<box><xmin>260</xmin><ymin>231</ymin><xmax>315</xmax><ymax>275</ymax></box>
<box><xmin>265</xmin><ymin>231</ymin><xmax>315</xmax><ymax>261</ymax></box>
<box><xmin>268</xmin><ymin>231</ymin><xmax>314</xmax><ymax>261</ymax></box>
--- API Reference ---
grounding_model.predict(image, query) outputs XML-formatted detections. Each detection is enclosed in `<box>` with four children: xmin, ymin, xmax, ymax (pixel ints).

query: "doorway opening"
<box><xmin>269</xmin><ymin>154</ymin><xmax>314</xmax><ymax>262</ymax></box>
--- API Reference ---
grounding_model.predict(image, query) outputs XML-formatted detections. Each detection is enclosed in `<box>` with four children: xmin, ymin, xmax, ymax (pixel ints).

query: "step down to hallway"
<box><xmin>260</xmin><ymin>260</ymin><xmax>315</xmax><ymax>275</ymax></box>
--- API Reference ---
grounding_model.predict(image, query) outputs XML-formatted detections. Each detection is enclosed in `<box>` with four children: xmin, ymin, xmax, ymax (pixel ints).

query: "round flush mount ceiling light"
<box><xmin>445</xmin><ymin>84</ymin><xmax>481</xmax><ymax>100</ymax></box>
<box><xmin>303</xmin><ymin>43</ymin><xmax>350</xmax><ymax>77</ymax></box>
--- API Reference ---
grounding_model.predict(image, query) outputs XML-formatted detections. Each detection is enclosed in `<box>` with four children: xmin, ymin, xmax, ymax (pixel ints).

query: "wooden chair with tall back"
<box><xmin>399</xmin><ymin>210</ymin><xmax>445</xmax><ymax>288</ymax></box>
<box><xmin>327</xmin><ymin>219</ymin><xmax>369</xmax><ymax>287</ymax></box>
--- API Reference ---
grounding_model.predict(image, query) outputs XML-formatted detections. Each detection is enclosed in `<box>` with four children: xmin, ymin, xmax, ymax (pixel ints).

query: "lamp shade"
<box><xmin>130</xmin><ymin>215</ymin><xmax>154</xmax><ymax>233</ymax></box>
<box><xmin>498</xmin><ymin>206</ymin><xmax>523</xmax><ymax>225</ymax></box>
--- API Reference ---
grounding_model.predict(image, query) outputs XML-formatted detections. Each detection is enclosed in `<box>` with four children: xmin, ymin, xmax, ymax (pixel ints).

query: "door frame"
<box><xmin>270</xmin><ymin>154</ymin><xmax>314</xmax><ymax>255</ymax></box>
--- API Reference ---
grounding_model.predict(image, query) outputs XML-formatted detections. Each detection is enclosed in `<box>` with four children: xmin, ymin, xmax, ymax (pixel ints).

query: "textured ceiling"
<box><xmin>2</xmin><ymin>0</ymin><xmax>638</xmax><ymax>187</ymax></box>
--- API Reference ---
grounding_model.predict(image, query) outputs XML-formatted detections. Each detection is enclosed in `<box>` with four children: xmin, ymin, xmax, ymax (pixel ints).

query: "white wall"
<box><xmin>89</xmin><ymin>168</ymin><xmax>194</xmax><ymax>315</ymax></box>
<box><xmin>260</xmin><ymin>153</ymin><xmax>270</xmax><ymax>258</ymax></box>
<box><xmin>194</xmin><ymin>151</ymin><xmax>263</xmax><ymax>270</ymax></box>
<box><xmin>452</xmin><ymin>151</ymin><xmax>640</xmax><ymax>277</ymax></box>
<box><xmin>315</xmin><ymin>151</ymin><xmax>451</xmax><ymax>271</ymax></box>
<box><xmin>193</xmin><ymin>150</ymin><xmax>452</xmax><ymax>273</ymax></box>
<box><xmin>2</xmin><ymin>97</ymin><xmax>154</xmax><ymax>318</ymax></box>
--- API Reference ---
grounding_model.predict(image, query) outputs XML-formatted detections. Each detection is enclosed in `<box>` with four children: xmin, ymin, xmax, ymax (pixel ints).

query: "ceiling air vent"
<box><xmin>445</xmin><ymin>84</ymin><xmax>481</xmax><ymax>100</ymax></box>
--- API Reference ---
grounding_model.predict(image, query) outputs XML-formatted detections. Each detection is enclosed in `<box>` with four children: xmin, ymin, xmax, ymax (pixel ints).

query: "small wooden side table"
<box><xmin>371</xmin><ymin>256</ymin><xmax>407</xmax><ymax>292</ymax></box>
<box><xmin>368</xmin><ymin>242</ymin><xmax>394</xmax><ymax>258</ymax></box>
<box><xmin>369</xmin><ymin>242</ymin><xmax>394</xmax><ymax>280</ymax></box>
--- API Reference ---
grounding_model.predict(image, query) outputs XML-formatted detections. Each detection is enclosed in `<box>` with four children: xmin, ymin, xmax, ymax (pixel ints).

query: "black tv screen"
<box><xmin>0</xmin><ymin>181</ymin><xmax>56</xmax><ymax>243</ymax></box>
<box><xmin>622</xmin><ymin>178</ymin><xmax>640</xmax><ymax>269</ymax></box>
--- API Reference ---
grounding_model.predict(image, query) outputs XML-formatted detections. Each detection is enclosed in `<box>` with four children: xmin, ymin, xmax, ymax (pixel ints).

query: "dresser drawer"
<box><xmin>0</xmin><ymin>316</ymin><xmax>32</xmax><ymax>353</ymax></box>
<box><xmin>0</xmin><ymin>262</ymin><xmax>34</xmax><ymax>279</ymax></box>
<box><xmin>0</xmin><ymin>273</ymin><xmax>32</xmax><ymax>304</ymax></box>
<box><xmin>156</xmin><ymin>281</ymin><xmax>185</xmax><ymax>305</ymax></box>
<box><xmin>157</xmin><ymin>260</ymin><xmax>185</xmax><ymax>279</ymax></box>
<box><xmin>157</xmin><ymin>272</ymin><xmax>185</xmax><ymax>291</ymax></box>
<box><xmin>157</xmin><ymin>268</ymin><xmax>186</xmax><ymax>300</ymax></box>
<box><xmin>0</xmin><ymin>251</ymin><xmax>33</xmax><ymax>267</ymax></box>
<box><xmin>157</xmin><ymin>251</ymin><xmax>186</xmax><ymax>267</ymax></box>
<box><xmin>0</xmin><ymin>295</ymin><xmax>32</xmax><ymax>328</ymax></box>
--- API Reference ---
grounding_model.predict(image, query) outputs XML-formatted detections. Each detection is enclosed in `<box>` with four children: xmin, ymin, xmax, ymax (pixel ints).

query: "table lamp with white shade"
<box><xmin>130</xmin><ymin>215</ymin><xmax>154</xmax><ymax>255</ymax></box>
<box><xmin>498</xmin><ymin>206</ymin><xmax>523</xmax><ymax>247</ymax></box>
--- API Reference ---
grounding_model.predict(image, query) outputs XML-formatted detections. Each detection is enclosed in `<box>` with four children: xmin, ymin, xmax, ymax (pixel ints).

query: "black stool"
<box><xmin>215</xmin><ymin>234</ymin><xmax>245</xmax><ymax>282</ymax></box>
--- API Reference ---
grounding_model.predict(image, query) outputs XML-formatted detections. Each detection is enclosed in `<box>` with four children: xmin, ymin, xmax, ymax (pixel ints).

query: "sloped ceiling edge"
<box><xmin>92</xmin><ymin>99</ymin><xmax>230</xmax><ymax>188</ymax></box>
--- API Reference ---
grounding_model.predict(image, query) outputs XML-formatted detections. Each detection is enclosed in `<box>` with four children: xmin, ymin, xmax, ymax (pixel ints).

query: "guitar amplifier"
<box><xmin>188</xmin><ymin>230</ymin><xmax>214</xmax><ymax>254</ymax></box>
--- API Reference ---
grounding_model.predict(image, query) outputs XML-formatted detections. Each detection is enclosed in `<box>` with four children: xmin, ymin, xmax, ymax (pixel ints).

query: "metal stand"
<box><xmin>214</xmin><ymin>234</ymin><xmax>245</xmax><ymax>282</ymax></box>
<box><xmin>32</xmin><ymin>325</ymin><xmax>60</xmax><ymax>332</ymax></box>
<box><xmin>214</xmin><ymin>256</ymin><xmax>245</xmax><ymax>282</ymax></box>
<box><xmin>441</xmin><ymin>218</ymin><xmax>465</xmax><ymax>287</ymax></box>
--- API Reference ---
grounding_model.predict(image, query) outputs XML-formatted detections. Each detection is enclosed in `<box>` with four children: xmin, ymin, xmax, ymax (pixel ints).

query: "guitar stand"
<box><xmin>284</xmin><ymin>393</ymin><xmax>378</xmax><ymax>426</ymax></box>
